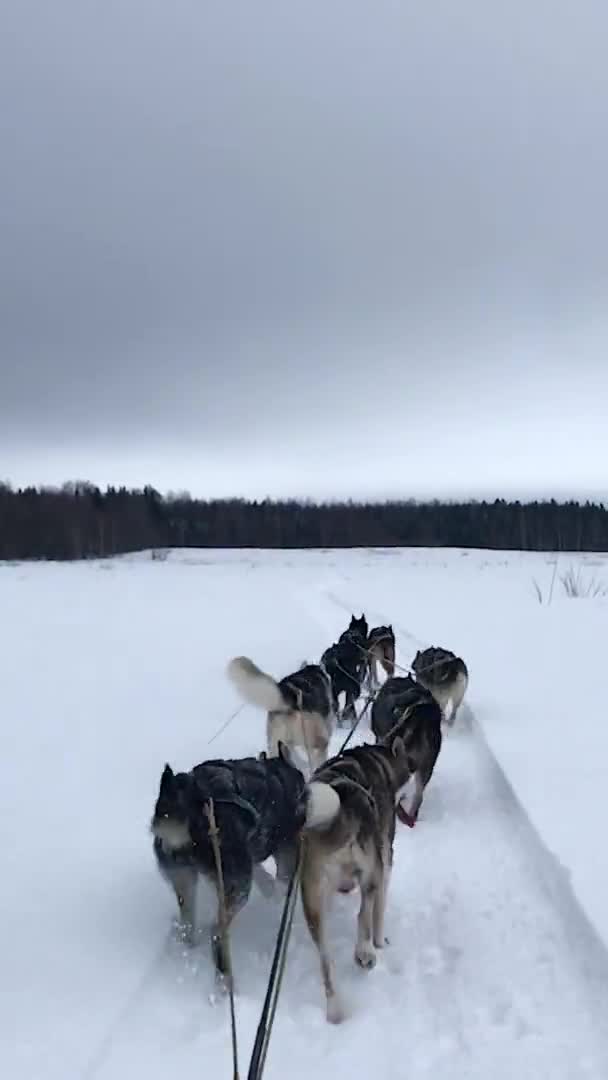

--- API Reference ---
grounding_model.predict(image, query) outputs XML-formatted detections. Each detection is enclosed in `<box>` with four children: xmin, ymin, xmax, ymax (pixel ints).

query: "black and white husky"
<box><xmin>226</xmin><ymin>656</ymin><xmax>335</xmax><ymax>775</ymax></box>
<box><xmin>321</xmin><ymin>615</ymin><xmax>369</xmax><ymax>728</ymax></box>
<box><xmin>150</xmin><ymin>744</ymin><xmax>305</xmax><ymax>984</ymax></box>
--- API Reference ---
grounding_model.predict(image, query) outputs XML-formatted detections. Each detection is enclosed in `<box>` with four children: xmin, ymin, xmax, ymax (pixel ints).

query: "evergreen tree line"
<box><xmin>0</xmin><ymin>482</ymin><xmax>607</xmax><ymax>559</ymax></box>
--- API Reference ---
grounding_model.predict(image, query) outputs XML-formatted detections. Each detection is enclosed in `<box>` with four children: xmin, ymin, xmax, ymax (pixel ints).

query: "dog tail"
<box><xmin>226</xmin><ymin>656</ymin><xmax>286</xmax><ymax>712</ymax></box>
<box><xmin>300</xmin><ymin>781</ymin><xmax>341</xmax><ymax>830</ymax></box>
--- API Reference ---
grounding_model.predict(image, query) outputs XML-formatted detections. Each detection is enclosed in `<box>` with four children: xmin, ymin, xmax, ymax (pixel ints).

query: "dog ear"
<box><xmin>390</xmin><ymin>736</ymin><xmax>406</xmax><ymax>759</ymax></box>
<box><xmin>160</xmin><ymin>763</ymin><xmax>174</xmax><ymax>787</ymax></box>
<box><xmin>277</xmin><ymin>741</ymin><xmax>293</xmax><ymax>766</ymax></box>
<box><xmin>258</xmin><ymin>750</ymin><xmax>267</xmax><ymax>761</ymax></box>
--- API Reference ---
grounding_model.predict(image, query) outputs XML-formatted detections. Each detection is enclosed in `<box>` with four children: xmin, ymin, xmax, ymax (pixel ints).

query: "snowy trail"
<box><xmin>4</xmin><ymin>553</ymin><xmax>608</xmax><ymax>1080</ymax></box>
<box><xmin>81</xmin><ymin>578</ymin><xmax>608</xmax><ymax>1080</ymax></box>
<box><xmin>81</xmin><ymin>707</ymin><xmax>608</xmax><ymax>1080</ymax></box>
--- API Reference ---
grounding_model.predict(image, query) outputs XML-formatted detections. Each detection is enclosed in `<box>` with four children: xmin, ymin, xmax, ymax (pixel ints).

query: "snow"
<box><xmin>2</xmin><ymin>546</ymin><xmax>608</xmax><ymax>1079</ymax></box>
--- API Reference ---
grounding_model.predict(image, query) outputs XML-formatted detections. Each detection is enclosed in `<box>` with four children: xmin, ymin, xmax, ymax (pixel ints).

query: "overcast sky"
<box><xmin>1</xmin><ymin>1</ymin><xmax>607</xmax><ymax>501</ymax></box>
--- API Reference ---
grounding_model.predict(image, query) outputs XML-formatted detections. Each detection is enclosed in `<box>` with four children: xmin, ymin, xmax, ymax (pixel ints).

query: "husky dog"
<box><xmin>371</xmin><ymin>674</ymin><xmax>442</xmax><ymax>827</ymax></box>
<box><xmin>150</xmin><ymin>744</ymin><xmax>305</xmax><ymax>982</ymax></box>
<box><xmin>320</xmin><ymin>641</ymin><xmax>363</xmax><ymax>729</ymax></box>
<box><xmin>227</xmin><ymin>657</ymin><xmax>335</xmax><ymax>775</ymax></box>
<box><xmin>321</xmin><ymin>615</ymin><xmax>369</xmax><ymax>728</ymax></box>
<box><xmin>297</xmin><ymin>738</ymin><xmax>415</xmax><ymax>1024</ymax></box>
<box><xmin>411</xmin><ymin>646</ymin><xmax>469</xmax><ymax>725</ymax></box>
<box><xmin>340</xmin><ymin>614</ymin><xmax>369</xmax><ymax>649</ymax></box>
<box><xmin>365</xmin><ymin>624</ymin><xmax>396</xmax><ymax>691</ymax></box>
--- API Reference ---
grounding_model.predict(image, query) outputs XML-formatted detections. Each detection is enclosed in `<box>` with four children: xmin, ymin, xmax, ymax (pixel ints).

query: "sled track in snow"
<box><xmin>80</xmin><ymin>931</ymin><xmax>199</xmax><ymax>1080</ymax></box>
<box><xmin>321</xmin><ymin>576</ymin><xmax>608</xmax><ymax>973</ymax></box>
<box><xmin>80</xmin><ymin>578</ymin><xmax>608</xmax><ymax>1080</ymax></box>
<box><xmin>81</xmin><ymin>713</ymin><xmax>608</xmax><ymax>1080</ymax></box>
<box><xmin>320</xmin><ymin>574</ymin><xmax>608</xmax><ymax>969</ymax></box>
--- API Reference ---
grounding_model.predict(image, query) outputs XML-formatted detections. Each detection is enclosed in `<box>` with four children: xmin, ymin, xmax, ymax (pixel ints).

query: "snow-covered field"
<box><xmin>3</xmin><ymin>546</ymin><xmax>608</xmax><ymax>1079</ymax></box>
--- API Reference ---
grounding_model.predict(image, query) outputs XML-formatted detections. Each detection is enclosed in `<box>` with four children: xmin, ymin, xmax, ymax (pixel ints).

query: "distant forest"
<box><xmin>0</xmin><ymin>482</ymin><xmax>607</xmax><ymax>560</ymax></box>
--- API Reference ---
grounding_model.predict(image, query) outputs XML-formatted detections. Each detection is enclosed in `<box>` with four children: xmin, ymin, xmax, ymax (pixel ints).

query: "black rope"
<box><xmin>204</xmin><ymin>798</ymin><xmax>240</xmax><ymax>1080</ymax></box>
<box><xmin>337</xmin><ymin>690</ymin><xmax>377</xmax><ymax>753</ymax></box>
<box><xmin>247</xmin><ymin>842</ymin><xmax>303</xmax><ymax>1080</ymax></box>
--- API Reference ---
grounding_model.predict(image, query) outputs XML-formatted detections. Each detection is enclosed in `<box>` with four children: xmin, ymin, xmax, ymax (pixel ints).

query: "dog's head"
<box><xmin>150</xmin><ymin>764</ymin><xmax>194</xmax><ymax>849</ymax></box>
<box><xmin>348</xmin><ymin>614</ymin><xmax>368</xmax><ymax>640</ymax></box>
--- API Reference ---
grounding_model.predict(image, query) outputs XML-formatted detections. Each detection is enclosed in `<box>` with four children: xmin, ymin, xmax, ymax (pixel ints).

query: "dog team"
<box><xmin>150</xmin><ymin>614</ymin><xmax>469</xmax><ymax>1023</ymax></box>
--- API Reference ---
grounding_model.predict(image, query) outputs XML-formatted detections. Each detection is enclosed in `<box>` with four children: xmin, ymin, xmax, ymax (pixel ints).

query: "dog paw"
<box><xmin>373</xmin><ymin>935</ymin><xmax>389</xmax><ymax>949</ymax></box>
<box><xmin>355</xmin><ymin>944</ymin><xmax>377</xmax><ymax>970</ymax></box>
<box><xmin>214</xmin><ymin>970</ymin><xmax>235</xmax><ymax>997</ymax></box>
<box><xmin>173</xmin><ymin>919</ymin><xmax>196</xmax><ymax>947</ymax></box>
<box><xmin>209</xmin><ymin>976</ymin><xmax>235</xmax><ymax>1006</ymax></box>
<box><xmin>326</xmin><ymin>995</ymin><xmax>346</xmax><ymax>1024</ymax></box>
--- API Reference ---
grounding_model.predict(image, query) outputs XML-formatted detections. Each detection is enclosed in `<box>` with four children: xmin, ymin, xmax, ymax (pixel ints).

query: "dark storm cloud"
<box><xmin>1</xmin><ymin>1</ymin><xmax>608</xmax><ymax>496</ymax></box>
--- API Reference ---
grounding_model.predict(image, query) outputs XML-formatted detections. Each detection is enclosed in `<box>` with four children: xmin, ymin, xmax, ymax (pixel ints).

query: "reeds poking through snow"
<box><xmin>560</xmin><ymin>565</ymin><xmax>607</xmax><ymax>599</ymax></box>
<box><xmin>533</xmin><ymin>561</ymin><xmax>606</xmax><ymax>602</ymax></box>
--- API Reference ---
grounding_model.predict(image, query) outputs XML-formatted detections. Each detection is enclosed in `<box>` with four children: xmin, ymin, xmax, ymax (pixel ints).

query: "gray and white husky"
<box><xmin>371</xmin><ymin>674</ymin><xmax>443</xmax><ymax>826</ymax></box>
<box><xmin>227</xmin><ymin>656</ymin><xmax>335</xmax><ymax>776</ymax></box>
<box><xmin>411</xmin><ymin>646</ymin><xmax>469</xmax><ymax>725</ymax></box>
<box><xmin>297</xmin><ymin>738</ymin><xmax>415</xmax><ymax>1023</ymax></box>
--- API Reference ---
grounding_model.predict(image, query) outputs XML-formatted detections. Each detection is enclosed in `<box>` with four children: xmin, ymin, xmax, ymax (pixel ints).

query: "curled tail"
<box><xmin>226</xmin><ymin>656</ymin><xmax>286</xmax><ymax>712</ymax></box>
<box><xmin>299</xmin><ymin>781</ymin><xmax>341</xmax><ymax>830</ymax></box>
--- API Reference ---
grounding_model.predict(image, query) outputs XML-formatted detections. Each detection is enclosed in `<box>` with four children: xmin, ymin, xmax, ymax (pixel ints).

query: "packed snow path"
<box><xmin>3</xmin><ymin>552</ymin><xmax>608</xmax><ymax>1079</ymax></box>
<box><xmin>82</xmin><ymin>718</ymin><xmax>608</xmax><ymax>1080</ymax></box>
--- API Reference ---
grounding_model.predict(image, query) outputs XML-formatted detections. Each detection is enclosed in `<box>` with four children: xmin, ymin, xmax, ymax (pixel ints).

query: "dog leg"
<box><xmin>165</xmin><ymin>866</ymin><xmax>197</xmax><ymax>944</ymax></box>
<box><xmin>301</xmin><ymin>859</ymin><xmax>344</xmax><ymax>1024</ymax></box>
<box><xmin>443</xmin><ymin>696</ymin><xmax>456</xmax><ymax>726</ymax></box>
<box><xmin>373</xmin><ymin>855</ymin><xmax>391</xmax><ymax>949</ymax></box>
<box><xmin>310</xmin><ymin>735</ymin><xmax>329</xmax><ymax>774</ymax></box>
<box><xmin>299</xmin><ymin>714</ymin><xmax>326</xmax><ymax>778</ymax></box>
<box><xmin>333</xmin><ymin>690</ymin><xmax>346</xmax><ymax>728</ymax></box>
<box><xmin>448</xmin><ymin>684</ymin><xmax>465</xmax><ymax>726</ymax></box>
<box><xmin>342</xmin><ymin>690</ymin><xmax>357</xmax><ymax>730</ymax></box>
<box><xmin>382</xmin><ymin>647</ymin><xmax>395</xmax><ymax>679</ymax></box>
<box><xmin>275</xmin><ymin>842</ymin><xmax>298</xmax><ymax>886</ymax></box>
<box><xmin>211</xmin><ymin>861</ymin><xmax>252</xmax><ymax>989</ymax></box>
<box><xmin>355</xmin><ymin>879</ymin><xmax>377</xmax><ymax>969</ymax></box>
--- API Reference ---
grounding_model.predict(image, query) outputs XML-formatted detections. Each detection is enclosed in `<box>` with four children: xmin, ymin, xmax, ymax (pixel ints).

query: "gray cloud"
<box><xmin>1</xmin><ymin>1</ymin><xmax>608</xmax><ymax>498</ymax></box>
